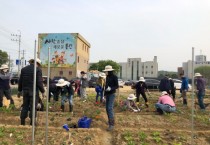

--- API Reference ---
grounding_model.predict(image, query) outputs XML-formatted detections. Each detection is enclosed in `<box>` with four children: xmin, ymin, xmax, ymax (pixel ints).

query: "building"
<box><xmin>181</xmin><ymin>55</ymin><xmax>210</xmax><ymax>79</ymax></box>
<box><xmin>38</xmin><ymin>33</ymin><xmax>90</xmax><ymax>79</ymax></box>
<box><xmin>118</xmin><ymin>56</ymin><xmax>158</xmax><ymax>80</ymax></box>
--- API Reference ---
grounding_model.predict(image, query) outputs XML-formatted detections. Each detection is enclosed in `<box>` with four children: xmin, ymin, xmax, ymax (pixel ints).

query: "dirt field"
<box><xmin>0</xmin><ymin>86</ymin><xmax>210</xmax><ymax>145</ymax></box>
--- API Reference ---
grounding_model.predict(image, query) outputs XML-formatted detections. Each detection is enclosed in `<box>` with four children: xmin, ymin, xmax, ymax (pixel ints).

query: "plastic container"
<box><xmin>78</xmin><ymin>116</ymin><xmax>92</xmax><ymax>128</ymax></box>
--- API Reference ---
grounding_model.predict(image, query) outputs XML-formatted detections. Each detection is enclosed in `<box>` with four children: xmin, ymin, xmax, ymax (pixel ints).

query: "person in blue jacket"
<box><xmin>180</xmin><ymin>73</ymin><xmax>189</xmax><ymax>105</ymax></box>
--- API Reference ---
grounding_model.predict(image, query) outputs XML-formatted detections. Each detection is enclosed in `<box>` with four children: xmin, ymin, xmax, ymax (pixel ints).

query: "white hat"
<box><xmin>127</xmin><ymin>94</ymin><xmax>137</xmax><ymax>100</ymax></box>
<box><xmin>28</xmin><ymin>58</ymin><xmax>42</xmax><ymax>65</ymax></box>
<box><xmin>161</xmin><ymin>91</ymin><xmax>168</xmax><ymax>96</ymax></box>
<box><xmin>56</xmin><ymin>79</ymin><xmax>68</xmax><ymax>87</ymax></box>
<box><xmin>103</xmin><ymin>65</ymin><xmax>114</xmax><ymax>72</ymax></box>
<box><xmin>139</xmin><ymin>77</ymin><xmax>145</xmax><ymax>82</ymax></box>
<box><xmin>194</xmin><ymin>73</ymin><xmax>202</xmax><ymax>77</ymax></box>
<box><xmin>99</xmin><ymin>73</ymin><xmax>106</xmax><ymax>78</ymax></box>
<box><xmin>0</xmin><ymin>64</ymin><xmax>9</xmax><ymax>70</ymax></box>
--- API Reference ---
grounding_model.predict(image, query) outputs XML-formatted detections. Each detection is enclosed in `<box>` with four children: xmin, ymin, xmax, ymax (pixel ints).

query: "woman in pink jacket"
<box><xmin>155</xmin><ymin>91</ymin><xmax>176</xmax><ymax>114</ymax></box>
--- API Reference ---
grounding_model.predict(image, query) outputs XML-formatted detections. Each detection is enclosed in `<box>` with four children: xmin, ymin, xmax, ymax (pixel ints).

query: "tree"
<box><xmin>195</xmin><ymin>66</ymin><xmax>210</xmax><ymax>85</ymax></box>
<box><xmin>0</xmin><ymin>50</ymin><xmax>9</xmax><ymax>66</ymax></box>
<box><xmin>89</xmin><ymin>60</ymin><xmax>120</xmax><ymax>73</ymax></box>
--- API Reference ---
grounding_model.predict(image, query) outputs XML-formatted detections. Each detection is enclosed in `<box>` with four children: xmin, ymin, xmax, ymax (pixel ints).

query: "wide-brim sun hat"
<box><xmin>161</xmin><ymin>91</ymin><xmax>168</xmax><ymax>96</ymax></box>
<box><xmin>99</xmin><ymin>73</ymin><xmax>106</xmax><ymax>78</ymax></box>
<box><xmin>56</xmin><ymin>79</ymin><xmax>68</xmax><ymax>87</ymax></box>
<box><xmin>103</xmin><ymin>65</ymin><xmax>114</xmax><ymax>72</ymax></box>
<box><xmin>0</xmin><ymin>64</ymin><xmax>9</xmax><ymax>70</ymax></box>
<box><xmin>194</xmin><ymin>73</ymin><xmax>202</xmax><ymax>77</ymax></box>
<box><xmin>139</xmin><ymin>77</ymin><xmax>145</xmax><ymax>82</ymax></box>
<box><xmin>28</xmin><ymin>58</ymin><xmax>42</xmax><ymax>65</ymax></box>
<box><xmin>127</xmin><ymin>94</ymin><xmax>137</xmax><ymax>100</ymax></box>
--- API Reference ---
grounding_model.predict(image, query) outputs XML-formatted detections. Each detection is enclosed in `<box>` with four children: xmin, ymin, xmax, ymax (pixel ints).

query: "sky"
<box><xmin>0</xmin><ymin>0</ymin><xmax>210</xmax><ymax>72</ymax></box>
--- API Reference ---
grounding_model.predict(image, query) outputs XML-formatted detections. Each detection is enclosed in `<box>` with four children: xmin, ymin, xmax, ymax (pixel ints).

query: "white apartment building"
<box><xmin>182</xmin><ymin>55</ymin><xmax>210</xmax><ymax>79</ymax></box>
<box><xmin>118</xmin><ymin>56</ymin><xmax>158</xmax><ymax>80</ymax></box>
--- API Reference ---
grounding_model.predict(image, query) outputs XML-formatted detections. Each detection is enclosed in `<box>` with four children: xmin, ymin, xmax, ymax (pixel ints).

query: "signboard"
<box><xmin>16</xmin><ymin>59</ymin><xmax>20</xmax><ymax>65</ymax></box>
<box><xmin>39</xmin><ymin>33</ymin><xmax>76</xmax><ymax>67</ymax></box>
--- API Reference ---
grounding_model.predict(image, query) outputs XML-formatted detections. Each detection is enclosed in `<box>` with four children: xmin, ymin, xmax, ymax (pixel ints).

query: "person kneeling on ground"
<box><xmin>155</xmin><ymin>91</ymin><xmax>176</xmax><ymax>115</ymax></box>
<box><xmin>121</xmin><ymin>94</ymin><xmax>140</xmax><ymax>112</ymax></box>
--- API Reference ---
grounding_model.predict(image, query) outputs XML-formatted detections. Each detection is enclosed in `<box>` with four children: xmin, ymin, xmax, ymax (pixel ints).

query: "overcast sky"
<box><xmin>0</xmin><ymin>0</ymin><xmax>210</xmax><ymax>71</ymax></box>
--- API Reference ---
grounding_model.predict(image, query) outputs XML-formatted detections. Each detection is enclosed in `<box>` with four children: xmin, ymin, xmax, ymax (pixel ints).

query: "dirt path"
<box><xmin>102</xmin><ymin>131</ymin><xmax>113</xmax><ymax>145</ymax></box>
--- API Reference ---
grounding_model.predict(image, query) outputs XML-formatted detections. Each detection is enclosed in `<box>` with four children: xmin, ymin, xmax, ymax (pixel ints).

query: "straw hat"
<box><xmin>127</xmin><ymin>94</ymin><xmax>137</xmax><ymax>100</ymax></box>
<box><xmin>103</xmin><ymin>65</ymin><xmax>114</xmax><ymax>72</ymax></box>
<box><xmin>28</xmin><ymin>58</ymin><xmax>42</xmax><ymax>65</ymax></box>
<box><xmin>139</xmin><ymin>77</ymin><xmax>145</xmax><ymax>82</ymax></box>
<box><xmin>0</xmin><ymin>64</ymin><xmax>9</xmax><ymax>70</ymax></box>
<box><xmin>161</xmin><ymin>91</ymin><xmax>168</xmax><ymax>96</ymax></box>
<box><xmin>56</xmin><ymin>79</ymin><xmax>68</xmax><ymax>87</ymax></box>
<box><xmin>194</xmin><ymin>73</ymin><xmax>202</xmax><ymax>77</ymax></box>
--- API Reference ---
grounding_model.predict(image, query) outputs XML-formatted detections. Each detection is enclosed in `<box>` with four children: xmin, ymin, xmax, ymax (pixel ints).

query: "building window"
<box><xmin>146</xmin><ymin>71</ymin><xmax>147</xmax><ymax>74</ymax></box>
<box><xmin>146</xmin><ymin>66</ymin><xmax>148</xmax><ymax>68</ymax></box>
<box><xmin>142</xmin><ymin>72</ymin><xmax>144</xmax><ymax>74</ymax></box>
<box><xmin>151</xmin><ymin>66</ymin><xmax>153</xmax><ymax>68</ymax></box>
<box><xmin>151</xmin><ymin>71</ymin><xmax>153</xmax><ymax>74</ymax></box>
<box><xmin>69</xmin><ymin>71</ymin><xmax>72</xmax><ymax>75</ymax></box>
<box><xmin>87</xmin><ymin>48</ymin><xmax>89</xmax><ymax>53</ymax></box>
<box><xmin>78</xmin><ymin>56</ymin><xmax>79</xmax><ymax>63</ymax></box>
<box><xmin>59</xmin><ymin>71</ymin><xmax>63</xmax><ymax>75</ymax></box>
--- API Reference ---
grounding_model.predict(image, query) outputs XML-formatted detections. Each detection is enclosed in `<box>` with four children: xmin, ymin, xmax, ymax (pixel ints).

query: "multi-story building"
<box><xmin>118</xmin><ymin>56</ymin><xmax>158</xmax><ymax>80</ymax></box>
<box><xmin>38</xmin><ymin>33</ymin><xmax>90</xmax><ymax>79</ymax></box>
<box><xmin>181</xmin><ymin>55</ymin><xmax>210</xmax><ymax>79</ymax></box>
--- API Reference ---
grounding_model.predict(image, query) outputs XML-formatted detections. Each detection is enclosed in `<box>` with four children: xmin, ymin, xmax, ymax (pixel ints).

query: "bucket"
<box><xmin>78</xmin><ymin>116</ymin><xmax>92</xmax><ymax>128</ymax></box>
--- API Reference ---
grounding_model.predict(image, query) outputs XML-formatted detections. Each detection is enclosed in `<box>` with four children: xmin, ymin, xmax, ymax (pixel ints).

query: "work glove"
<box><xmin>37</xmin><ymin>103</ymin><xmax>41</xmax><ymax>110</ymax></box>
<box><xmin>17</xmin><ymin>92</ymin><xmax>22</xmax><ymax>98</ymax></box>
<box><xmin>106</xmin><ymin>86</ymin><xmax>111</xmax><ymax>92</ymax></box>
<box><xmin>137</xmin><ymin>108</ymin><xmax>141</xmax><ymax>112</ymax></box>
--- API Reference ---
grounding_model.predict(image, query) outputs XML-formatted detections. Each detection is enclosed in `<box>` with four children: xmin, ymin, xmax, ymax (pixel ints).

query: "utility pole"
<box><xmin>11</xmin><ymin>30</ymin><xmax>21</xmax><ymax>76</ymax></box>
<box><xmin>21</xmin><ymin>50</ymin><xmax>25</xmax><ymax>68</ymax></box>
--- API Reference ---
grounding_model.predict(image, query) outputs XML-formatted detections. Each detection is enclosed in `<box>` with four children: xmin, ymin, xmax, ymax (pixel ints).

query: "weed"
<box><xmin>152</xmin><ymin>131</ymin><xmax>162</xmax><ymax>143</ymax></box>
<box><xmin>1</xmin><ymin>141</ymin><xmax>9</xmax><ymax>145</ymax></box>
<box><xmin>123</xmin><ymin>131</ymin><xmax>133</xmax><ymax>142</ymax></box>
<box><xmin>138</xmin><ymin>131</ymin><xmax>147</xmax><ymax>141</ymax></box>
<box><xmin>0</xmin><ymin>127</ymin><xmax>5</xmax><ymax>138</ymax></box>
<box><xmin>127</xmin><ymin>140</ymin><xmax>136</xmax><ymax>145</ymax></box>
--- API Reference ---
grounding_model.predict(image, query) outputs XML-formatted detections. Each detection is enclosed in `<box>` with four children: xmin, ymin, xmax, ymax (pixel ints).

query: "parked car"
<box><xmin>145</xmin><ymin>79</ymin><xmax>160</xmax><ymax>90</ymax></box>
<box><xmin>118</xmin><ymin>79</ymin><xmax>125</xmax><ymax>88</ymax></box>
<box><xmin>88</xmin><ymin>77</ymin><xmax>98</xmax><ymax>88</ymax></box>
<box><xmin>52</xmin><ymin>76</ymin><xmax>68</xmax><ymax>83</ymax></box>
<box><xmin>124</xmin><ymin>80</ymin><xmax>135</xmax><ymax>86</ymax></box>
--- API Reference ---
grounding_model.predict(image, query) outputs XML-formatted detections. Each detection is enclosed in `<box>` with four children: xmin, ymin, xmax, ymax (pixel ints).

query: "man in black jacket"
<box><xmin>18</xmin><ymin>58</ymin><xmax>45</xmax><ymax>125</ymax></box>
<box><xmin>103</xmin><ymin>65</ymin><xmax>119</xmax><ymax>131</ymax></box>
<box><xmin>159</xmin><ymin>74</ymin><xmax>171</xmax><ymax>95</ymax></box>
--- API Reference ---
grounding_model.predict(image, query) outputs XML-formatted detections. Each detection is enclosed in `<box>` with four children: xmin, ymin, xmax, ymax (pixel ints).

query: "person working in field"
<box><xmin>121</xmin><ymin>94</ymin><xmax>140</xmax><ymax>112</ymax></box>
<box><xmin>155</xmin><ymin>91</ymin><xmax>176</xmax><ymax>115</ymax></box>
<box><xmin>135</xmin><ymin>77</ymin><xmax>150</xmax><ymax>107</ymax></box>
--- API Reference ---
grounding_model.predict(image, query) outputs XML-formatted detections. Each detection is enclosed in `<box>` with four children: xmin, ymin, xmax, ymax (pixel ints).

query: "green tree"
<box><xmin>0</xmin><ymin>50</ymin><xmax>9</xmax><ymax>66</ymax></box>
<box><xmin>89</xmin><ymin>60</ymin><xmax>120</xmax><ymax>73</ymax></box>
<box><xmin>195</xmin><ymin>66</ymin><xmax>210</xmax><ymax>85</ymax></box>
